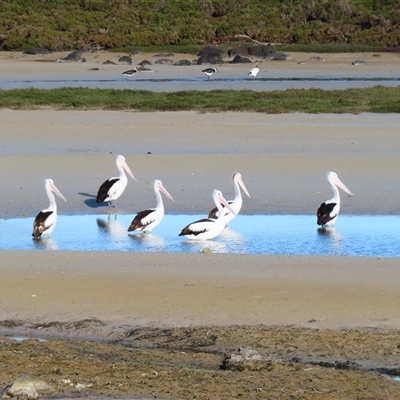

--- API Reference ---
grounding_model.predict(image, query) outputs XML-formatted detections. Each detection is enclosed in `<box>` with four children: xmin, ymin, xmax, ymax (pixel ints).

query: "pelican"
<box><xmin>128</xmin><ymin>179</ymin><xmax>174</xmax><ymax>233</ymax></box>
<box><xmin>202</xmin><ymin>67</ymin><xmax>218</xmax><ymax>79</ymax></box>
<box><xmin>122</xmin><ymin>68</ymin><xmax>138</xmax><ymax>78</ymax></box>
<box><xmin>317</xmin><ymin>171</ymin><xmax>354</xmax><ymax>227</ymax></box>
<box><xmin>248</xmin><ymin>66</ymin><xmax>260</xmax><ymax>78</ymax></box>
<box><xmin>208</xmin><ymin>172</ymin><xmax>251</xmax><ymax>225</ymax></box>
<box><xmin>179</xmin><ymin>190</ymin><xmax>236</xmax><ymax>240</ymax></box>
<box><xmin>96</xmin><ymin>154</ymin><xmax>137</xmax><ymax>208</ymax></box>
<box><xmin>32</xmin><ymin>179</ymin><xmax>67</xmax><ymax>239</ymax></box>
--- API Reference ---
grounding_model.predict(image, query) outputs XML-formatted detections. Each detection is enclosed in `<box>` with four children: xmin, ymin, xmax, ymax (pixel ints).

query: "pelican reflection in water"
<box><xmin>96</xmin><ymin>216</ymin><xmax>126</xmax><ymax>239</ymax></box>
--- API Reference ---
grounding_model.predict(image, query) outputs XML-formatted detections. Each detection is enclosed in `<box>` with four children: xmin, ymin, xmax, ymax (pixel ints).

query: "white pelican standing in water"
<box><xmin>179</xmin><ymin>189</ymin><xmax>236</xmax><ymax>240</ymax></box>
<box><xmin>208</xmin><ymin>172</ymin><xmax>251</xmax><ymax>225</ymax></box>
<box><xmin>248</xmin><ymin>66</ymin><xmax>260</xmax><ymax>78</ymax></box>
<box><xmin>202</xmin><ymin>67</ymin><xmax>218</xmax><ymax>79</ymax></box>
<box><xmin>128</xmin><ymin>179</ymin><xmax>174</xmax><ymax>233</ymax></box>
<box><xmin>317</xmin><ymin>171</ymin><xmax>354</xmax><ymax>227</ymax></box>
<box><xmin>32</xmin><ymin>179</ymin><xmax>67</xmax><ymax>239</ymax></box>
<box><xmin>96</xmin><ymin>155</ymin><xmax>137</xmax><ymax>208</ymax></box>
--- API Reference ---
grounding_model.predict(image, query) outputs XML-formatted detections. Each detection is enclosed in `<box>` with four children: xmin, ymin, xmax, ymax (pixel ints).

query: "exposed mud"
<box><xmin>1</xmin><ymin>321</ymin><xmax>400</xmax><ymax>399</ymax></box>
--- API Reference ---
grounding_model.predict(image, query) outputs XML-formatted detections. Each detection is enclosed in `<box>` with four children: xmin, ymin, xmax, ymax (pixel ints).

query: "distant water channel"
<box><xmin>1</xmin><ymin>77</ymin><xmax>400</xmax><ymax>91</ymax></box>
<box><xmin>1</xmin><ymin>214</ymin><xmax>399</xmax><ymax>257</ymax></box>
<box><xmin>0</xmin><ymin>74</ymin><xmax>400</xmax><ymax>92</ymax></box>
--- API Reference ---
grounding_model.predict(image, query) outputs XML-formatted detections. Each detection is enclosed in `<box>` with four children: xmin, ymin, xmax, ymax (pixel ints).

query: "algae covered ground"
<box><xmin>1</xmin><ymin>324</ymin><xmax>400</xmax><ymax>399</ymax></box>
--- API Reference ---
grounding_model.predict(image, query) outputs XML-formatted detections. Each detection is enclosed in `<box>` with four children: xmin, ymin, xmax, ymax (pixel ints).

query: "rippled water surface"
<box><xmin>1</xmin><ymin>214</ymin><xmax>399</xmax><ymax>257</ymax></box>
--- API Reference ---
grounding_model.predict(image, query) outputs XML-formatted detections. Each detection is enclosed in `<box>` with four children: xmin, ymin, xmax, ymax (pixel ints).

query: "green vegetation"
<box><xmin>1</xmin><ymin>86</ymin><xmax>400</xmax><ymax>113</ymax></box>
<box><xmin>0</xmin><ymin>0</ymin><xmax>400</xmax><ymax>52</ymax></box>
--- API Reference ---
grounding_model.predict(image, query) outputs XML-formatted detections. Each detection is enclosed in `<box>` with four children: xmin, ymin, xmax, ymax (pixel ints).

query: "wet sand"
<box><xmin>1</xmin><ymin>109</ymin><xmax>400</xmax><ymax>331</ymax></box>
<box><xmin>1</xmin><ymin>52</ymin><xmax>400</xmax><ymax>398</ymax></box>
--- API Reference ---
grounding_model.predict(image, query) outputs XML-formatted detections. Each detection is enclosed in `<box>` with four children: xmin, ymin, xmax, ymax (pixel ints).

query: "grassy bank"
<box><xmin>1</xmin><ymin>1</ymin><xmax>399</xmax><ymax>51</ymax></box>
<box><xmin>1</xmin><ymin>86</ymin><xmax>400</xmax><ymax>113</ymax></box>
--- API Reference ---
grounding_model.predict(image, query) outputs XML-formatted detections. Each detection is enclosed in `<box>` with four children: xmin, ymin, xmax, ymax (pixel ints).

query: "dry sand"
<box><xmin>1</xmin><ymin>52</ymin><xmax>400</xmax><ymax>398</ymax></box>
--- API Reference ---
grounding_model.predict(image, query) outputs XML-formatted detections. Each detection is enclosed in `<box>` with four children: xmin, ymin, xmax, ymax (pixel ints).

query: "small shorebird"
<box><xmin>32</xmin><ymin>179</ymin><xmax>67</xmax><ymax>239</ymax></box>
<box><xmin>248</xmin><ymin>66</ymin><xmax>260</xmax><ymax>78</ymax></box>
<box><xmin>208</xmin><ymin>172</ymin><xmax>251</xmax><ymax>225</ymax></box>
<box><xmin>202</xmin><ymin>67</ymin><xmax>218</xmax><ymax>79</ymax></box>
<box><xmin>128</xmin><ymin>179</ymin><xmax>174</xmax><ymax>233</ymax></box>
<box><xmin>179</xmin><ymin>189</ymin><xmax>236</xmax><ymax>240</ymax></box>
<box><xmin>317</xmin><ymin>171</ymin><xmax>354</xmax><ymax>227</ymax></box>
<box><xmin>122</xmin><ymin>68</ymin><xmax>138</xmax><ymax>78</ymax></box>
<box><xmin>96</xmin><ymin>155</ymin><xmax>137</xmax><ymax>208</ymax></box>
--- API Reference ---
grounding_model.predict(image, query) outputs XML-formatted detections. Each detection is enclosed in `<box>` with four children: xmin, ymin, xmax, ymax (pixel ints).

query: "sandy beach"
<box><xmin>1</xmin><ymin>52</ymin><xmax>400</xmax><ymax>399</ymax></box>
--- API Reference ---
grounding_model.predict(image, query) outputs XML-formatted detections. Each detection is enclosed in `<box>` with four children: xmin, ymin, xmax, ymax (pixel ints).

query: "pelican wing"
<box><xmin>208</xmin><ymin>206</ymin><xmax>218</xmax><ymax>219</ymax></box>
<box><xmin>208</xmin><ymin>201</ymin><xmax>233</xmax><ymax>219</ymax></box>
<box><xmin>96</xmin><ymin>178</ymin><xmax>120</xmax><ymax>203</ymax></box>
<box><xmin>317</xmin><ymin>202</ymin><xmax>337</xmax><ymax>226</ymax></box>
<box><xmin>179</xmin><ymin>218</ymin><xmax>214</xmax><ymax>236</ymax></box>
<box><xmin>32</xmin><ymin>211</ymin><xmax>53</xmax><ymax>238</ymax></box>
<box><xmin>128</xmin><ymin>209</ymin><xmax>156</xmax><ymax>231</ymax></box>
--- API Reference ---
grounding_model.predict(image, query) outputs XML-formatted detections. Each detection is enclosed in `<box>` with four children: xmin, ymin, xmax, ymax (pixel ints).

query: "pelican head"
<box><xmin>154</xmin><ymin>179</ymin><xmax>175</xmax><ymax>202</ymax></box>
<box><xmin>116</xmin><ymin>155</ymin><xmax>137</xmax><ymax>181</ymax></box>
<box><xmin>327</xmin><ymin>171</ymin><xmax>353</xmax><ymax>196</ymax></box>
<box><xmin>233</xmin><ymin>172</ymin><xmax>251</xmax><ymax>198</ymax></box>
<box><xmin>45</xmin><ymin>179</ymin><xmax>67</xmax><ymax>202</ymax></box>
<box><xmin>214</xmin><ymin>189</ymin><xmax>236</xmax><ymax>215</ymax></box>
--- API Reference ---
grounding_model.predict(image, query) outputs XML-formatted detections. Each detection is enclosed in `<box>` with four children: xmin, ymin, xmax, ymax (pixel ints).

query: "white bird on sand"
<box><xmin>248</xmin><ymin>66</ymin><xmax>260</xmax><ymax>78</ymax></box>
<box><xmin>96</xmin><ymin>155</ymin><xmax>137</xmax><ymax>208</ymax></box>
<box><xmin>317</xmin><ymin>171</ymin><xmax>354</xmax><ymax>227</ymax></box>
<box><xmin>32</xmin><ymin>179</ymin><xmax>67</xmax><ymax>239</ymax></box>
<box><xmin>202</xmin><ymin>67</ymin><xmax>218</xmax><ymax>79</ymax></box>
<box><xmin>208</xmin><ymin>172</ymin><xmax>251</xmax><ymax>225</ymax></box>
<box><xmin>122</xmin><ymin>68</ymin><xmax>138</xmax><ymax>78</ymax></box>
<box><xmin>179</xmin><ymin>189</ymin><xmax>236</xmax><ymax>240</ymax></box>
<box><xmin>128</xmin><ymin>179</ymin><xmax>174</xmax><ymax>233</ymax></box>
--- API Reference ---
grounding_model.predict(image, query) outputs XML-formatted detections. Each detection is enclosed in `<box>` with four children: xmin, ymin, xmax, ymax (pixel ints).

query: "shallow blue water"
<box><xmin>1</xmin><ymin>214</ymin><xmax>399</xmax><ymax>257</ymax></box>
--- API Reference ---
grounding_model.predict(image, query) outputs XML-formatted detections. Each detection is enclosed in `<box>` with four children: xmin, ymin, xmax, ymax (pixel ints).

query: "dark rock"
<box><xmin>139</xmin><ymin>59</ymin><xmax>152</xmax><ymax>66</ymax></box>
<box><xmin>89</xmin><ymin>67</ymin><xmax>100</xmax><ymax>71</ymax></box>
<box><xmin>228</xmin><ymin>44</ymin><xmax>277</xmax><ymax>58</ymax></box>
<box><xmin>174</xmin><ymin>59</ymin><xmax>192</xmax><ymax>66</ymax></box>
<box><xmin>23</xmin><ymin>47</ymin><xmax>53</xmax><ymax>55</ymax></box>
<box><xmin>137</xmin><ymin>66</ymin><xmax>153</xmax><ymax>72</ymax></box>
<box><xmin>196</xmin><ymin>46</ymin><xmax>226</xmax><ymax>64</ymax></box>
<box><xmin>248</xmin><ymin>44</ymin><xmax>276</xmax><ymax>58</ymax></box>
<box><xmin>270</xmin><ymin>53</ymin><xmax>291</xmax><ymax>61</ymax></box>
<box><xmin>118</xmin><ymin>55</ymin><xmax>132</xmax><ymax>64</ymax></box>
<box><xmin>228</xmin><ymin>46</ymin><xmax>250</xmax><ymax>57</ymax></box>
<box><xmin>60</xmin><ymin>49</ymin><xmax>88</xmax><ymax>62</ymax></box>
<box><xmin>153</xmin><ymin>53</ymin><xmax>174</xmax><ymax>57</ymax></box>
<box><xmin>230</xmin><ymin>55</ymin><xmax>252</xmax><ymax>64</ymax></box>
<box><xmin>154</xmin><ymin>58</ymin><xmax>174</xmax><ymax>65</ymax></box>
<box><xmin>103</xmin><ymin>60</ymin><xmax>116</xmax><ymax>65</ymax></box>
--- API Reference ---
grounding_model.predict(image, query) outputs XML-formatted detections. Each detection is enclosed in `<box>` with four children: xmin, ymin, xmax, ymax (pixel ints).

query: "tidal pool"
<box><xmin>1</xmin><ymin>214</ymin><xmax>399</xmax><ymax>257</ymax></box>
